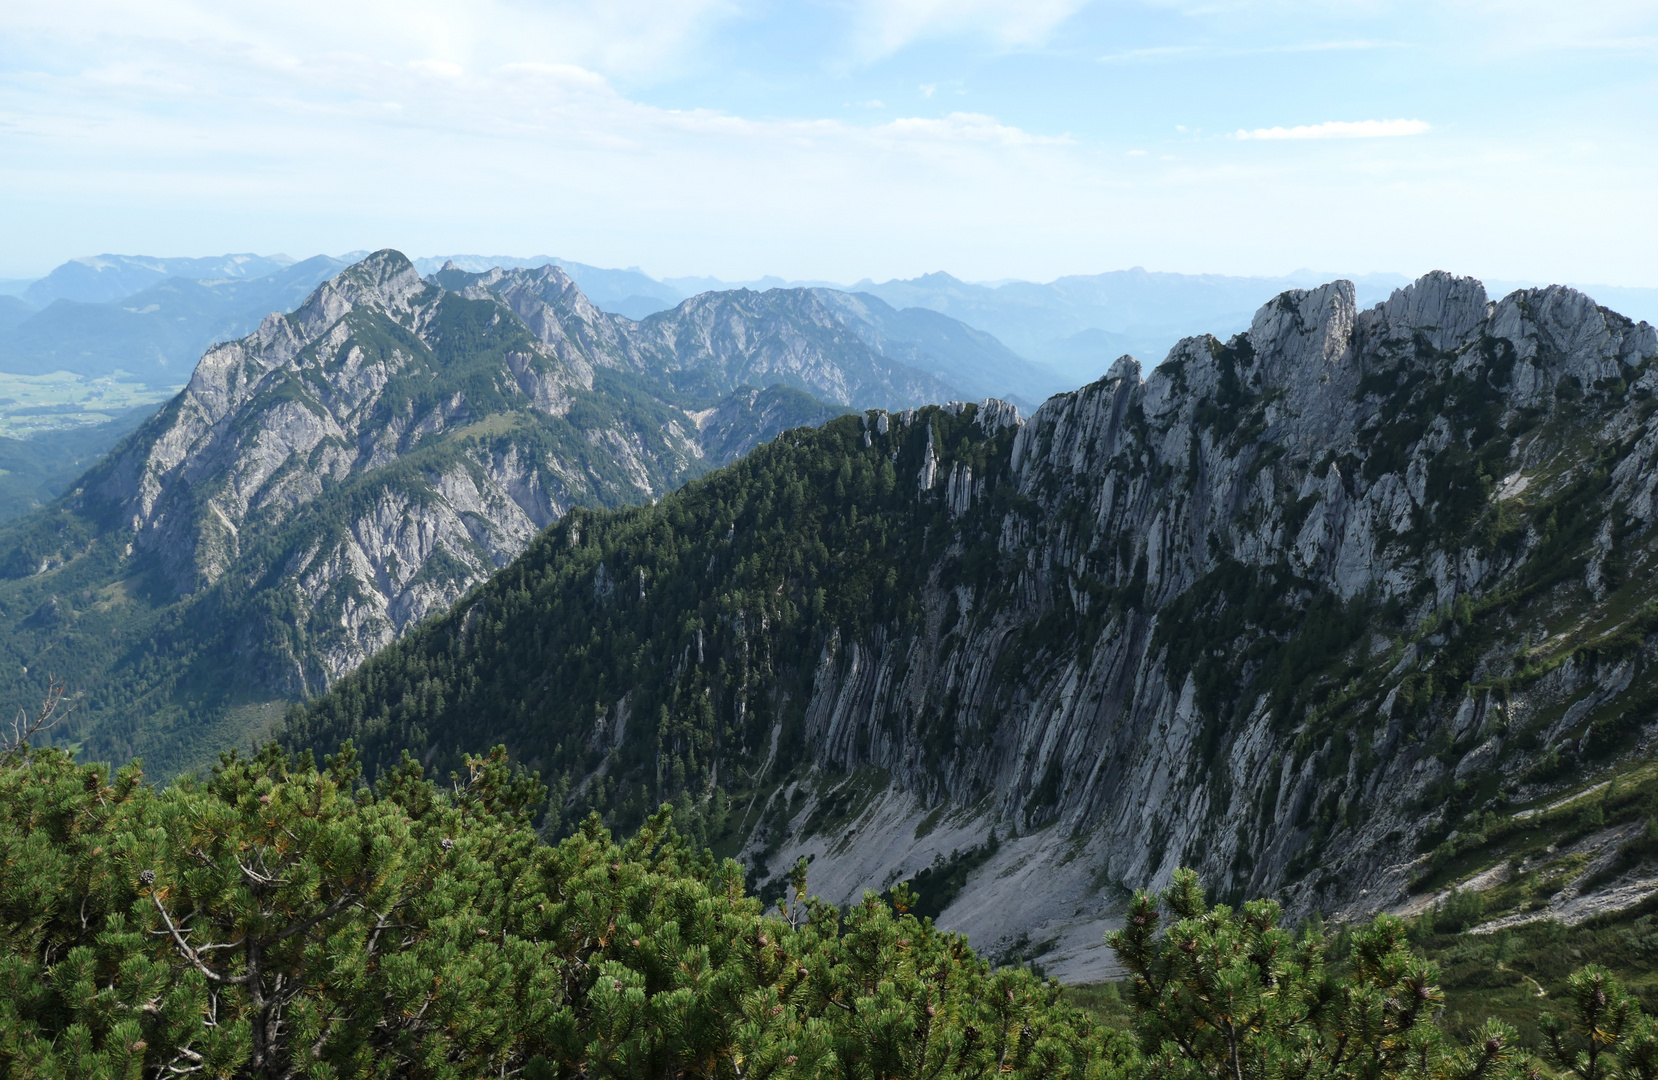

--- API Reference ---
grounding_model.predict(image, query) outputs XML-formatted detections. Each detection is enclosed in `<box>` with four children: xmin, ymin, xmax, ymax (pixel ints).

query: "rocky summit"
<box><xmin>0</xmin><ymin>250</ymin><xmax>1011</xmax><ymax>775</ymax></box>
<box><xmin>288</xmin><ymin>271</ymin><xmax>1658</xmax><ymax>980</ymax></box>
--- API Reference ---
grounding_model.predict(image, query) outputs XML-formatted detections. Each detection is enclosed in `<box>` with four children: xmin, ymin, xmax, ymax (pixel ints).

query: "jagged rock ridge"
<box><xmin>288</xmin><ymin>271</ymin><xmax>1658</xmax><ymax>980</ymax></box>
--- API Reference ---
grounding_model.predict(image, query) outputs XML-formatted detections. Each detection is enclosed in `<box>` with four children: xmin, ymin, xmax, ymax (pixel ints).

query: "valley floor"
<box><xmin>0</xmin><ymin>370</ymin><xmax>177</xmax><ymax>437</ymax></box>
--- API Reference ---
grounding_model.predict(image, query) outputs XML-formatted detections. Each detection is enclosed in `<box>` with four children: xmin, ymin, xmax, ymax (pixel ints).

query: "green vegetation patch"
<box><xmin>12</xmin><ymin>732</ymin><xmax>1658</xmax><ymax>1080</ymax></box>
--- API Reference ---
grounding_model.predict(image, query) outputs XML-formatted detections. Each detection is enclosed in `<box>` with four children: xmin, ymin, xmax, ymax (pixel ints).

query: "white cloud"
<box><xmin>848</xmin><ymin>0</ymin><xmax>1091</xmax><ymax>61</ymax></box>
<box><xmin>1234</xmin><ymin>119</ymin><xmax>1431</xmax><ymax>140</ymax></box>
<box><xmin>880</xmin><ymin>112</ymin><xmax>1070</xmax><ymax>146</ymax></box>
<box><xmin>1099</xmin><ymin>40</ymin><xmax>1401</xmax><ymax>63</ymax></box>
<box><xmin>0</xmin><ymin>9</ymin><xmax>1086</xmax><ymax>277</ymax></box>
<box><xmin>0</xmin><ymin>0</ymin><xmax>1654</xmax><ymax>286</ymax></box>
<box><xmin>1</xmin><ymin>0</ymin><xmax>741</xmax><ymax>83</ymax></box>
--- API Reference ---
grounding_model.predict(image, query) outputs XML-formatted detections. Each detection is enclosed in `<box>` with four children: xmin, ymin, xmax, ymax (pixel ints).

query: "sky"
<box><xmin>1</xmin><ymin>0</ymin><xmax>1656</xmax><ymax>285</ymax></box>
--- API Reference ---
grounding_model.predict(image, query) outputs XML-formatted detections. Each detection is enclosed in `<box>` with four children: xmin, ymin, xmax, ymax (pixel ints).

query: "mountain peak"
<box><xmin>1246</xmin><ymin>277</ymin><xmax>1357</xmax><ymax>388</ymax></box>
<box><xmin>332</xmin><ymin>248</ymin><xmax>419</xmax><ymax>290</ymax></box>
<box><xmin>1373</xmin><ymin>270</ymin><xmax>1490</xmax><ymax>350</ymax></box>
<box><xmin>290</xmin><ymin>249</ymin><xmax>426</xmax><ymax>339</ymax></box>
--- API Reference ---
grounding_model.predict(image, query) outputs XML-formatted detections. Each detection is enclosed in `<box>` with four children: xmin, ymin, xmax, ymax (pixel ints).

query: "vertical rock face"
<box><xmin>291</xmin><ymin>271</ymin><xmax>1658</xmax><ymax>981</ymax></box>
<box><xmin>5</xmin><ymin>250</ymin><xmax>1011</xmax><ymax>773</ymax></box>
<box><xmin>94</xmin><ymin>251</ymin><xmax>580</xmax><ymax>597</ymax></box>
<box><xmin>770</xmin><ymin>272</ymin><xmax>1658</xmax><ymax>967</ymax></box>
<box><xmin>73</xmin><ymin>251</ymin><xmax>676</xmax><ymax>696</ymax></box>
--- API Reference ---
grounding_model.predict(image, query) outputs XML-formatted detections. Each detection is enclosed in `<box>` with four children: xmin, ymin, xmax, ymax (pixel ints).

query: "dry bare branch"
<box><xmin>2</xmin><ymin>676</ymin><xmax>81</xmax><ymax>756</ymax></box>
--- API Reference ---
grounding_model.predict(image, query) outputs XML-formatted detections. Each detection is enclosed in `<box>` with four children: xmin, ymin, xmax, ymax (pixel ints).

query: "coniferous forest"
<box><xmin>6</xmin><ymin>723</ymin><xmax>1658</xmax><ymax>1080</ymax></box>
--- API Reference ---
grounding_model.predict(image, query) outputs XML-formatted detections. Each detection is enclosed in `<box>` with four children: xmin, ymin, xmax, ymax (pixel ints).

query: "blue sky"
<box><xmin>1</xmin><ymin>0</ymin><xmax>1655</xmax><ymax>284</ymax></box>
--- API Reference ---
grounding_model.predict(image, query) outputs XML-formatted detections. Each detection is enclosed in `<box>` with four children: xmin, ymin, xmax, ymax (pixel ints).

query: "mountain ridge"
<box><xmin>22</xmin><ymin>252</ymin><xmax>298</xmax><ymax>307</ymax></box>
<box><xmin>286</xmin><ymin>269</ymin><xmax>1658</xmax><ymax>980</ymax></box>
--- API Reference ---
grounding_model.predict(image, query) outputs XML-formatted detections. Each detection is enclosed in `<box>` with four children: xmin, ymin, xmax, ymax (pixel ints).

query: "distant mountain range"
<box><xmin>848</xmin><ymin>270</ymin><xmax>1658</xmax><ymax>389</ymax></box>
<box><xmin>0</xmin><ymin>252</ymin><xmax>1070</xmax><ymax>533</ymax></box>
<box><xmin>409</xmin><ymin>259</ymin><xmax>1658</xmax><ymax>392</ymax></box>
<box><xmin>0</xmin><ymin>256</ymin><xmax>352</xmax><ymax>383</ymax></box>
<box><xmin>0</xmin><ymin>252</ymin><xmax>1059</xmax><ymax>404</ymax></box>
<box><xmin>5</xmin><ymin>249</ymin><xmax>1655</xmax><ymax>408</ymax></box>
<box><xmin>21</xmin><ymin>253</ymin><xmax>301</xmax><ymax>307</ymax></box>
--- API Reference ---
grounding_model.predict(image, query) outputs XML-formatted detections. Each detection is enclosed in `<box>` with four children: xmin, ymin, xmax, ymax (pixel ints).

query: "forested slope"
<box><xmin>285</xmin><ymin>402</ymin><xmax>1009</xmax><ymax>819</ymax></box>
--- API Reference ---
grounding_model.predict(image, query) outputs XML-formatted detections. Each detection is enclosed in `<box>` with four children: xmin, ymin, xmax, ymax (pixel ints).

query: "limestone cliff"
<box><xmin>761</xmin><ymin>274</ymin><xmax>1658</xmax><ymax>977</ymax></box>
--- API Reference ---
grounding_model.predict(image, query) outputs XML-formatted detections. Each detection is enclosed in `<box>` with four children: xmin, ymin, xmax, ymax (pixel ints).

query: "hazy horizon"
<box><xmin>7</xmin><ymin>253</ymin><xmax>1658</xmax><ymax>299</ymax></box>
<box><xmin>3</xmin><ymin>1</ymin><xmax>1654</xmax><ymax>285</ymax></box>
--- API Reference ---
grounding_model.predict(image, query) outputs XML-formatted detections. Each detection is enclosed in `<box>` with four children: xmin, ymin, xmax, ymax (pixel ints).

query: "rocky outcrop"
<box><xmin>274</xmin><ymin>269</ymin><xmax>1658</xmax><ymax>983</ymax></box>
<box><xmin>75</xmin><ymin>252</ymin><xmax>651</xmax><ymax>661</ymax></box>
<box><xmin>740</xmin><ymin>272</ymin><xmax>1658</xmax><ymax>976</ymax></box>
